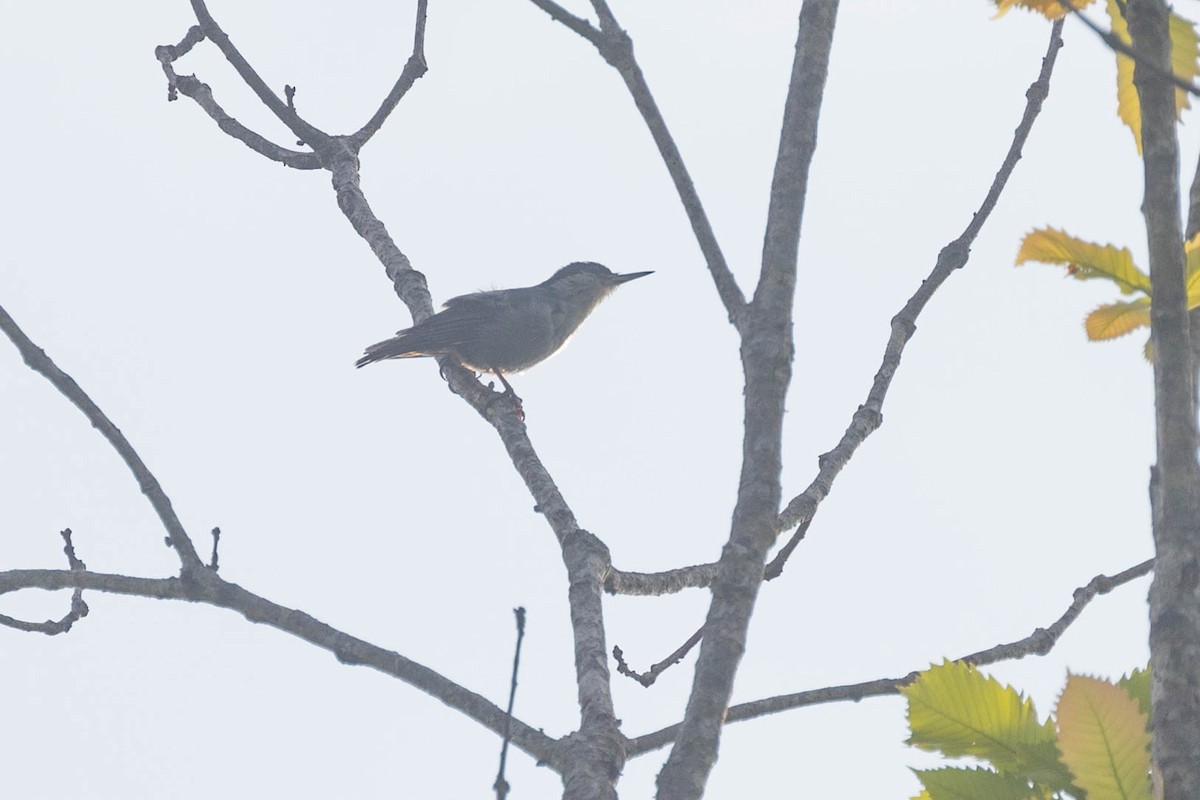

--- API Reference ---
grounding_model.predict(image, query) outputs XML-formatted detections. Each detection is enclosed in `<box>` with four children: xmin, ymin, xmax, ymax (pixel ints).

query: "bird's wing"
<box><xmin>440</xmin><ymin>290</ymin><xmax>508</xmax><ymax>314</ymax></box>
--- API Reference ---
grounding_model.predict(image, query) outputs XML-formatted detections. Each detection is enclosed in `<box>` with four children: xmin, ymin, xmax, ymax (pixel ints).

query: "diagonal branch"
<box><xmin>625</xmin><ymin>557</ymin><xmax>1154</xmax><ymax>757</ymax></box>
<box><xmin>1057</xmin><ymin>0</ymin><xmax>1200</xmax><ymax>98</ymax></box>
<box><xmin>527</xmin><ymin>0</ymin><xmax>604</xmax><ymax>49</ymax></box>
<box><xmin>775</xmin><ymin>19</ymin><xmax>1065</xmax><ymax>541</ymax></box>
<box><xmin>187</xmin><ymin>0</ymin><xmax>328</xmax><ymax>149</ymax></box>
<box><xmin>531</xmin><ymin>0</ymin><xmax>747</xmax><ymax>325</ymax></box>
<box><xmin>0</xmin><ymin>566</ymin><xmax>561</xmax><ymax>765</ymax></box>
<box><xmin>0</xmin><ymin>304</ymin><xmax>205</xmax><ymax>573</ymax></box>
<box><xmin>155</xmin><ymin>31</ymin><xmax>321</xmax><ymax>170</ymax></box>
<box><xmin>348</xmin><ymin>0</ymin><xmax>430</xmax><ymax>149</ymax></box>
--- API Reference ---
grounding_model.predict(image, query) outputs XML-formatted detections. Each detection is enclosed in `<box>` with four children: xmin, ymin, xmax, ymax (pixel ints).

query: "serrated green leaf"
<box><xmin>915</xmin><ymin>766</ymin><xmax>1041</xmax><ymax>800</ymax></box>
<box><xmin>1057</xmin><ymin>673</ymin><xmax>1152</xmax><ymax>800</ymax></box>
<box><xmin>903</xmin><ymin>661</ymin><xmax>1073</xmax><ymax>790</ymax></box>
<box><xmin>1118</xmin><ymin>665</ymin><xmax>1152</xmax><ymax>719</ymax></box>
<box><xmin>1016</xmin><ymin>228</ymin><xmax>1150</xmax><ymax>295</ymax></box>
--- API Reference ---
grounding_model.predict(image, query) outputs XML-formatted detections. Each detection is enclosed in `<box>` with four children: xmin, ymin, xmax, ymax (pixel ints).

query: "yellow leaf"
<box><xmin>1186</xmin><ymin>234</ymin><xmax>1200</xmax><ymax>307</ymax></box>
<box><xmin>1016</xmin><ymin>228</ymin><xmax>1150</xmax><ymax>295</ymax></box>
<box><xmin>1085</xmin><ymin>298</ymin><xmax>1151</xmax><ymax>340</ymax></box>
<box><xmin>1108</xmin><ymin>0</ymin><xmax>1200</xmax><ymax>154</ymax></box>
<box><xmin>1171</xmin><ymin>12</ymin><xmax>1200</xmax><ymax>113</ymax></box>
<box><xmin>992</xmin><ymin>0</ymin><xmax>1096</xmax><ymax>20</ymax></box>
<box><xmin>1056</xmin><ymin>674</ymin><xmax>1152</xmax><ymax>800</ymax></box>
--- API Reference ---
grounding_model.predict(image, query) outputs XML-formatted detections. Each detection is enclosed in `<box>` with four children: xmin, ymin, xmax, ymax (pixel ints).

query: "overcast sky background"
<box><xmin>0</xmin><ymin>1</ymin><xmax>1185</xmax><ymax>796</ymax></box>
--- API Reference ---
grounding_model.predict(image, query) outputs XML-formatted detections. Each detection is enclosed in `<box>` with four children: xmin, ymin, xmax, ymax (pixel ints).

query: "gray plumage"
<box><xmin>356</xmin><ymin>262</ymin><xmax>651</xmax><ymax>389</ymax></box>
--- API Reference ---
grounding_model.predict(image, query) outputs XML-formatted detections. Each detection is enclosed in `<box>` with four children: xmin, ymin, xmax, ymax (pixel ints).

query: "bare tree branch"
<box><xmin>154</xmin><ymin>33</ymin><xmax>321</xmax><ymax>170</ymax></box>
<box><xmin>493</xmin><ymin>607</ymin><xmax>527</xmax><ymax>800</ymax></box>
<box><xmin>776</xmin><ymin>19</ymin><xmax>1065</xmax><ymax>537</ymax></box>
<box><xmin>625</xmin><ymin>557</ymin><xmax>1154</xmax><ymax>757</ymax></box>
<box><xmin>613</xmin><ymin>624</ymin><xmax>703</xmax><ymax>688</ymax></box>
<box><xmin>187</xmin><ymin>0</ymin><xmax>328</xmax><ymax>149</ymax></box>
<box><xmin>527</xmin><ymin>0</ymin><xmax>604</xmax><ymax>48</ymax></box>
<box><xmin>0</xmin><ymin>529</ymin><xmax>89</xmax><ymax>635</ymax></box>
<box><xmin>0</xmin><ymin>304</ymin><xmax>205</xmax><ymax>573</ymax></box>
<box><xmin>655</xmin><ymin>5</ymin><xmax>838</xmax><ymax>797</ymax></box>
<box><xmin>326</xmin><ymin>145</ymin><xmax>435</xmax><ymax>314</ymax></box>
<box><xmin>1057</xmin><ymin>0</ymin><xmax>1200</xmax><ymax>98</ymax></box>
<box><xmin>156</xmin><ymin>6</ymin><xmax>627</xmax><ymax>794</ymax></box>
<box><xmin>0</xmin><ymin>566</ymin><xmax>561</xmax><ymax>765</ymax></box>
<box><xmin>604</xmin><ymin>562</ymin><xmax>719</xmax><ymax>596</ymax></box>
<box><xmin>348</xmin><ymin>0</ymin><xmax>430</xmax><ymax>149</ymax></box>
<box><xmin>532</xmin><ymin>0</ymin><xmax>747</xmax><ymax>325</ymax></box>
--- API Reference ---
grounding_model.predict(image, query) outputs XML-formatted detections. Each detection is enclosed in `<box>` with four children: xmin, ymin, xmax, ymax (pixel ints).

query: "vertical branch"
<box><xmin>1126</xmin><ymin>1</ymin><xmax>1200</xmax><ymax>796</ymax></box>
<box><xmin>654</xmin><ymin>3</ymin><xmax>839</xmax><ymax>798</ymax></box>
<box><xmin>493</xmin><ymin>607</ymin><xmax>526</xmax><ymax>800</ymax></box>
<box><xmin>558</xmin><ymin>533</ymin><xmax>623</xmax><ymax>800</ymax></box>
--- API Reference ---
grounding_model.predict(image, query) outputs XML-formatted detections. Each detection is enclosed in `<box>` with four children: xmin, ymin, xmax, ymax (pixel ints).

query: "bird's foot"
<box><xmin>492</xmin><ymin>371</ymin><xmax>524</xmax><ymax>421</ymax></box>
<box><xmin>483</xmin><ymin>385</ymin><xmax>524</xmax><ymax>421</ymax></box>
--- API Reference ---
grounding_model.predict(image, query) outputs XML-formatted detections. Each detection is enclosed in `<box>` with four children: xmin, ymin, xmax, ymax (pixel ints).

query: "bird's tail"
<box><xmin>355</xmin><ymin>333</ymin><xmax>427</xmax><ymax>368</ymax></box>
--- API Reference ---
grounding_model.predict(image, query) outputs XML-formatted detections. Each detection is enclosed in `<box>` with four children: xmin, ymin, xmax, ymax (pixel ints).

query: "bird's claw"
<box><xmin>483</xmin><ymin>384</ymin><xmax>524</xmax><ymax>421</ymax></box>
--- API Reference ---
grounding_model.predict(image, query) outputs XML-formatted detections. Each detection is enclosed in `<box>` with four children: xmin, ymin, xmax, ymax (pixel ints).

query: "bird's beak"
<box><xmin>613</xmin><ymin>270</ymin><xmax>654</xmax><ymax>284</ymax></box>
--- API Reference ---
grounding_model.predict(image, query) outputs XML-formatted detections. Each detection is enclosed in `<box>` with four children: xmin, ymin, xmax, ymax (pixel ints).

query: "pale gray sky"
<box><xmin>0</xmin><ymin>1</ymin><xmax>1169</xmax><ymax>796</ymax></box>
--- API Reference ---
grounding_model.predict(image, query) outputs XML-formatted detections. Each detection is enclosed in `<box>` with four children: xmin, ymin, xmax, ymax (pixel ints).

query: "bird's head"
<box><xmin>541</xmin><ymin>262</ymin><xmax>653</xmax><ymax>305</ymax></box>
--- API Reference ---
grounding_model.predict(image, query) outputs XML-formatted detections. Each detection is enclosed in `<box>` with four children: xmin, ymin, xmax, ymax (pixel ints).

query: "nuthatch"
<box><xmin>356</xmin><ymin>262</ymin><xmax>652</xmax><ymax>396</ymax></box>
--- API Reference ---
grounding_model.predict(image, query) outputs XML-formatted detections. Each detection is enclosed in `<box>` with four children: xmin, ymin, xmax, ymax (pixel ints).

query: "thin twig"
<box><xmin>187</xmin><ymin>0</ymin><xmax>326</xmax><ymax>148</ymax></box>
<box><xmin>776</xmin><ymin>19</ymin><xmax>1065</xmax><ymax>539</ymax></box>
<box><xmin>0</xmin><ymin>530</ymin><xmax>90</xmax><ymax>635</ymax></box>
<box><xmin>763</xmin><ymin>517</ymin><xmax>812</xmax><ymax>579</ymax></box>
<box><xmin>493</xmin><ymin>607</ymin><xmax>527</xmax><ymax>800</ymax></box>
<box><xmin>154</xmin><ymin>34</ymin><xmax>320</xmax><ymax>169</ymax></box>
<box><xmin>349</xmin><ymin>0</ymin><xmax>431</xmax><ymax>149</ymax></box>
<box><xmin>613</xmin><ymin>624</ymin><xmax>704</xmax><ymax>688</ymax></box>
<box><xmin>614</xmin><ymin>520</ymin><xmax>812</xmax><ymax>686</ymax></box>
<box><xmin>60</xmin><ymin>528</ymin><xmax>86</xmax><ymax>571</ymax></box>
<box><xmin>0</xmin><ymin>592</ymin><xmax>88</xmax><ymax>636</ymax></box>
<box><xmin>1057</xmin><ymin>0</ymin><xmax>1200</xmax><ymax>98</ymax></box>
<box><xmin>527</xmin><ymin>0</ymin><xmax>603</xmax><ymax>46</ymax></box>
<box><xmin>0</xmin><ymin>304</ymin><xmax>205</xmax><ymax>573</ymax></box>
<box><xmin>155</xmin><ymin>25</ymin><xmax>205</xmax><ymax>101</ymax></box>
<box><xmin>0</xmin><ymin>529</ymin><xmax>89</xmax><ymax>636</ymax></box>
<box><xmin>209</xmin><ymin>527</ymin><xmax>221</xmax><ymax>572</ymax></box>
<box><xmin>532</xmin><ymin>0</ymin><xmax>747</xmax><ymax>325</ymax></box>
<box><xmin>625</xmin><ymin>557</ymin><xmax>1154</xmax><ymax>756</ymax></box>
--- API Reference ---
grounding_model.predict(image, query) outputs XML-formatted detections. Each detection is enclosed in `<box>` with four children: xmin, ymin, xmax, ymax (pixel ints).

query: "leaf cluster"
<box><xmin>997</xmin><ymin>0</ymin><xmax>1200</xmax><ymax>355</ymax></box>
<box><xmin>903</xmin><ymin>661</ymin><xmax>1152</xmax><ymax>800</ymax></box>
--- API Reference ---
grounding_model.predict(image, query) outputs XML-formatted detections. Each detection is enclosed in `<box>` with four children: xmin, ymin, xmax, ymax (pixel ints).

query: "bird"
<box><xmin>356</xmin><ymin>262</ymin><xmax>652</xmax><ymax>397</ymax></box>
